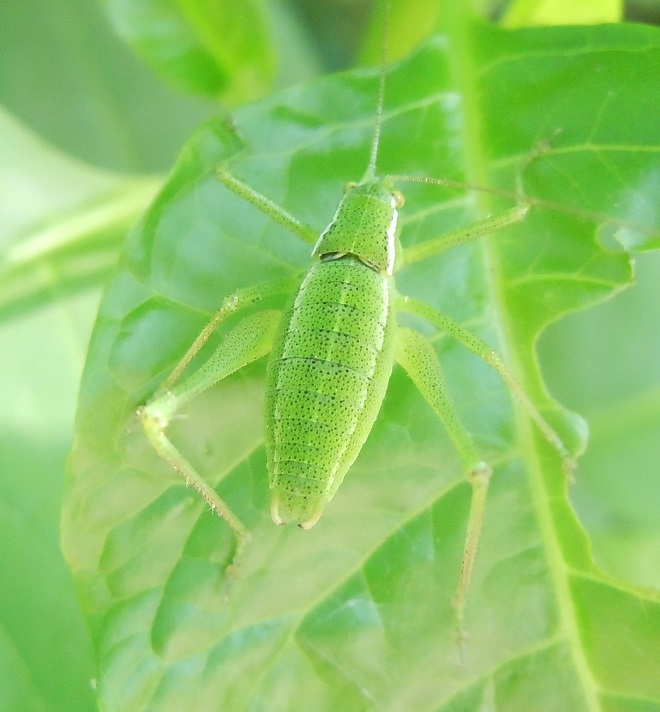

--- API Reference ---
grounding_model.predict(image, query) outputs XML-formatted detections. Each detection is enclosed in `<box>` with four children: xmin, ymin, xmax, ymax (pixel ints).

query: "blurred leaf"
<box><xmin>0</xmin><ymin>106</ymin><xmax>158</xmax><ymax>711</ymax></box>
<box><xmin>106</xmin><ymin>0</ymin><xmax>276</xmax><ymax>103</ymax></box>
<box><xmin>360</xmin><ymin>0</ymin><xmax>444</xmax><ymax>64</ymax></box>
<box><xmin>64</xmin><ymin>7</ymin><xmax>660</xmax><ymax>712</ymax></box>
<box><xmin>0</xmin><ymin>0</ymin><xmax>217</xmax><ymax>172</ymax></box>
<box><xmin>0</xmin><ymin>290</ymin><xmax>101</xmax><ymax>712</ymax></box>
<box><xmin>541</xmin><ymin>250</ymin><xmax>660</xmax><ymax>589</ymax></box>
<box><xmin>502</xmin><ymin>0</ymin><xmax>622</xmax><ymax>26</ymax></box>
<box><xmin>0</xmin><ymin>108</ymin><xmax>160</xmax><ymax>321</ymax></box>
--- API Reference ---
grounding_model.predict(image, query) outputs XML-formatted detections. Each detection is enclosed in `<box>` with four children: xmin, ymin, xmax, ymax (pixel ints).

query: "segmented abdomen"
<box><xmin>265</xmin><ymin>257</ymin><xmax>395</xmax><ymax>526</ymax></box>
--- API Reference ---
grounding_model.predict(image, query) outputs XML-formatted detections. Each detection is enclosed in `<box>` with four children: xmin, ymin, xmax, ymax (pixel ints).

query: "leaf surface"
<box><xmin>64</xmin><ymin>11</ymin><xmax>660</xmax><ymax>711</ymax></box>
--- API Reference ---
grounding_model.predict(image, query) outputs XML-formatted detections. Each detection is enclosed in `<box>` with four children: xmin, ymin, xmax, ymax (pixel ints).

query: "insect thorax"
<box><xmin>312</xmin><ymin>179</ymin><xmax>401</xmax><ymax>276</ymax></box>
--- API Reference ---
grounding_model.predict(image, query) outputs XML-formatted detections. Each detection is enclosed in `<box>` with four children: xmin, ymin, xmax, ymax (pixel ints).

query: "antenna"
<box><xmin>387</xmin><ymin>173</ymin><xmax>660</xmax><ymax>238</ymax></box>
<box><xmin>364</xmin><ymin>0</ymin><xmax>391</xmax><ymax>181</ymax></box>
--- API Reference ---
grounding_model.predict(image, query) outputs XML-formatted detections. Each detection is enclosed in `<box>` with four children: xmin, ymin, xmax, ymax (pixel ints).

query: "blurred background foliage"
<box><xmin>0</xmin><ymin>1</ymin><xmax>659</xmax><ymax>710</ymax></box>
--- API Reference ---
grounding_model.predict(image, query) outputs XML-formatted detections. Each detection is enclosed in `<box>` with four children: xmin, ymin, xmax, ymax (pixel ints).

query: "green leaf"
<box><xmin>0</xmin><ymin>290</ymin><xmax>101</xmax><ymax>712</ymax></box>
<box><xmin>0</xmin><ymin>0</ymin><xmax>218</xmax><ymax>172</ymax></box>
<box><xmin>64</xmin><ymin>9</ymin><xmax>660</xmax><ymax>711</ymax></box>
<box><xmin>0</xmin><ymin>106</ymin><xmax>160</xmax><ymax>712</ymax></box>
<box><xmin>106</xmin><ymin>0</ymin><xmax>277</xmax><ymax>103</ymax></box>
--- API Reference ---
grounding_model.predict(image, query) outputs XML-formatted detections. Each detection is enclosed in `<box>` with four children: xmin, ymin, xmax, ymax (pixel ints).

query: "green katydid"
<box><xmin>137</xmin><ymin>3</ymin><xmax>576</xmax><ymax>646</ymax></box>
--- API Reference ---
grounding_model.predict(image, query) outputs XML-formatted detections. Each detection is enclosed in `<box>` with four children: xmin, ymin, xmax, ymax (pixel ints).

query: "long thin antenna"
<box><xmin>387</xmin><ymin>173</ymin><xmax>660</xmax><ymax>238</ymax></box>
<box><xmin>364</xmin><ymin>0</ymin><xmax>391</xmax><ymax>181</ymax></box>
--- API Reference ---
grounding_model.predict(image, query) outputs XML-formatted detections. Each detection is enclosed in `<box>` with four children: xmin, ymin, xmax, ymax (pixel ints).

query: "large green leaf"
<box><xmin>63</xmin><ymin>9</ymin><xmax>660</xmax><ymax>711</ymax></box>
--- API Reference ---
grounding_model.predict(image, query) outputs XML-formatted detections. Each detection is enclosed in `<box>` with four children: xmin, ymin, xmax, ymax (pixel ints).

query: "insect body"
<box><xmin>267</xmin><ymin>180</ymin><xmax>400</xmax><ymax>527</ymax></box>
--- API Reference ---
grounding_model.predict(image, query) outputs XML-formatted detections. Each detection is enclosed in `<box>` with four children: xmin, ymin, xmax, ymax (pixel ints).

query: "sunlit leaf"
<box><xmin>64</xmin><ymin>10</ymin><xmax>660</xmax><ymax>711</ymax></box>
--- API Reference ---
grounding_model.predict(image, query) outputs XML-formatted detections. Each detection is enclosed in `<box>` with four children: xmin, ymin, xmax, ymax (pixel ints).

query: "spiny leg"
<box><xmin>216</xmin><ymin>164</ymin><xmax>319</xmax><ymax>246</ymax></box>
<box><xmin>158</xmin><ymin>276</ymin><xmax>300</xmax><ymax>396</ymax></box>
<box><xmin>399</xmin><ymin>295</ymin><xmax>574</xmax><ymax>472</ymax></box>
<box><xmin>395</xmin><ymin>326</ymin><xmax>490</xmax><ymax>656</ymax></box>
<box><xmin>403</xmin><ymin>202</ymin><xmax>529</xmax><ymax>267</ymax></box>
<box><xmin>384</xmin><ymin>190</ymin><xmax>530</xmax><ymax>645</ymax></box>
<box><xmin>139</xmin><ymin>304</ymin><xmax>284</xmax><ymax>575</ymax></box>
<box><xmin>397</xmin><ymin>172</ymin><xmax>572</xmax><ymax>469</ymax></box>
<box><xmin>392</xmin><ymin>134</ymin><xmax>544</xmax><ymax>269</ymax></box>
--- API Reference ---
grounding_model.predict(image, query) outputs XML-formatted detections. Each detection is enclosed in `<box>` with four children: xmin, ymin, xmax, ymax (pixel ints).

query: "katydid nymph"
<box><xmin>138</xmin><ymin>5</ymin><xmax>574</xmax><ymax>646</ymax></box>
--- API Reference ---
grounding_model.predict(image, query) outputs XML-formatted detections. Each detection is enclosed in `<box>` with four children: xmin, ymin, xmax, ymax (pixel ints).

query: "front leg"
<box><xmin>216</xmin><ymin>164</ymin><xmax>319</xmax><ymax>247</ymax></box>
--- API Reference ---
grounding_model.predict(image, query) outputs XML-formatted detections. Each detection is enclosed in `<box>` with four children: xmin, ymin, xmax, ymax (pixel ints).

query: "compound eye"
<box><xmin>393</xmin><ymin>190</ymin><xmax>405</xmax><ymax>208</ymax></box>
<box><xmin>344</xmin><ymin>181</ymin><xmax>358</xmax><ymax>192</ymax></box>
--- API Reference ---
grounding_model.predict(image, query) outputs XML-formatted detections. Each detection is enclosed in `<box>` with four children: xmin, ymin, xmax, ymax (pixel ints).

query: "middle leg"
<box><xmin>399</xmin><ymin>295</ymin><xmax>574</xmax><ymax>473</ymax></box>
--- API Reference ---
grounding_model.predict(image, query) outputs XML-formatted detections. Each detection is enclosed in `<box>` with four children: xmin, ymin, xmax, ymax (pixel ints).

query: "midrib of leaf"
<box><xmin>523</xmin><ymin>447</ymin><xmax>603</xmax><ymax>710</ymax></box>
<box><xmin>444</xmin><ymin>3</ymin><xmax>602</xmax><ymax>708</ymax></box>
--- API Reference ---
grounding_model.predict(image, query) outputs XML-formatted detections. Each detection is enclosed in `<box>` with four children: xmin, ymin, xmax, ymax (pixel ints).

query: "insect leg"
<box><xmin>399</xmin><ymin>295</ymin><xmax>574</xmax><ymax>472</ymax></box>
<box><xmin>139</xmin><ymin>308</ymin><xmax>282</xmax><ymax>575</ymax></box>
<box><xmin>216</xmin><ymin>164</ymin><xmax>319</xmax><ymax>246</ymax></box>
<box><xmin>395</xmin><ymin>325</ymin><xmax>490</xmax><ymax>654</ymax></box>
<box><xmin>403</xmin><ymin>202</ymin><xmax>529</xmax><ymax>266</ymax></box>
<box><xmin>158</xmin><ymin>276</ymin><xmax>299</xmax><ymax>396</ymax></box>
